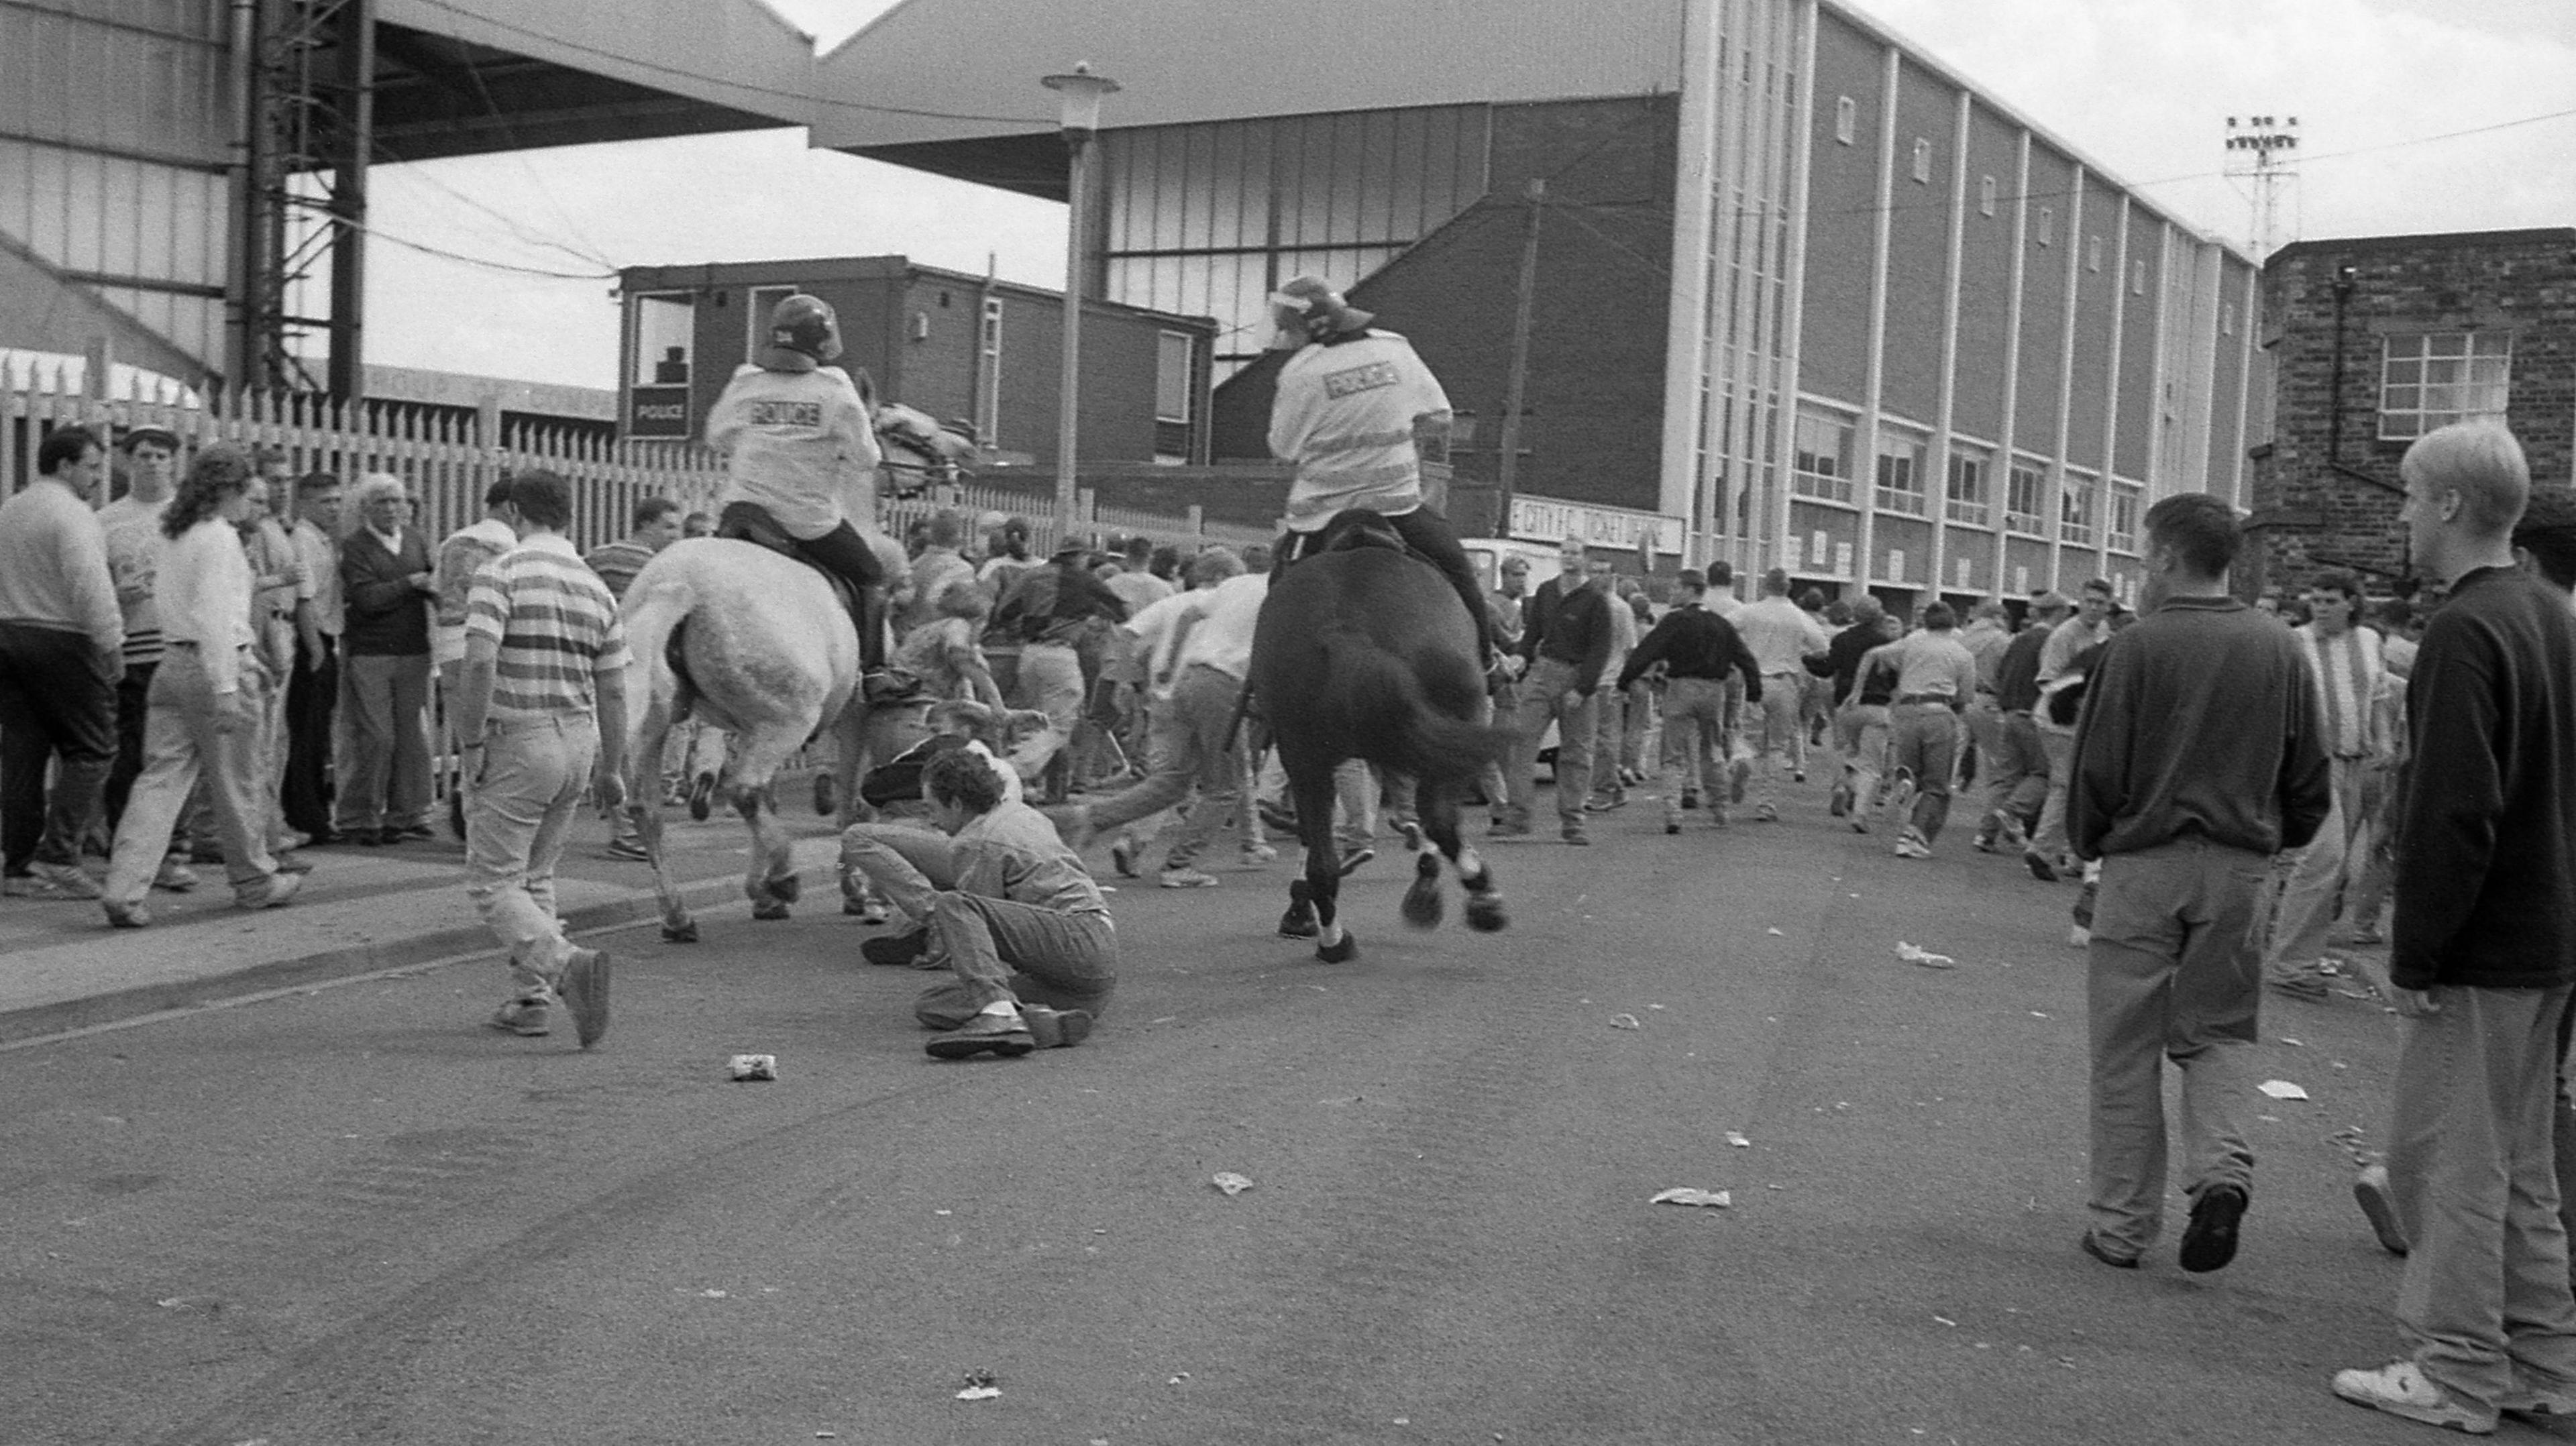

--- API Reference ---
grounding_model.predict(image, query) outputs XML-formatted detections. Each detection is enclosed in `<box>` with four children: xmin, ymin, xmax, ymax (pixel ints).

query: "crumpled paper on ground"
<box><xmin>1896</xmin><ymin>942</ymin><xmax>1955</xmax><ymax>969</ymax></box>
<box><xmin>2258</xmin><ymin>1079</ymin><xmax>2310</xmax><ymax>1101</ymax></box>
<box><xmin>1651</xmin><ymin>1187</ymin><xmax>1732</xmax><ymax>1209</ymax></box>
<box><xmin>1212</xmin><ymin>1172</ymin><xmax>1254</xmax><ymax>1195</ymax></box>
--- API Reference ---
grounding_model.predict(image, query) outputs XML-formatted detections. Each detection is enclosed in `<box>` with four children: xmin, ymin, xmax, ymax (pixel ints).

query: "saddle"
<box><xmin>1283</xmin><ymin>509</ymin><xmax>1413</xmax><ymax>567</ymax></box>
<box><xmin>716</xmin><ymin>510</ymin><xmax>923</xmax><ymax>705</ymax></box>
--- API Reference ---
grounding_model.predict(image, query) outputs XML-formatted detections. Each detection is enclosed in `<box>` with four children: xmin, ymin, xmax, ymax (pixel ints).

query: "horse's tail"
<box><xmin>1320</xmin><ymin>629</ymin><xmax>1511</xmax><ymax>783</ymax></box>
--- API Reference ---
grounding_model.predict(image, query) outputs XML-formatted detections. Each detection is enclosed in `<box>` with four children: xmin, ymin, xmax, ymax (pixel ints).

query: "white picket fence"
<box><xmin>5</xmin><ymin>366</ymin><xmax>1274</xmax><ymax>558</ymax></box>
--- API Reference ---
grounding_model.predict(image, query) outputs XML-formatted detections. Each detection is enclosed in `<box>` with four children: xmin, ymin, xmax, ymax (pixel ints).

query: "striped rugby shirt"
<box><xmin>462</xmin><ymin>531</ymin><xmax>631</xmax><ymax>721</ymax></box>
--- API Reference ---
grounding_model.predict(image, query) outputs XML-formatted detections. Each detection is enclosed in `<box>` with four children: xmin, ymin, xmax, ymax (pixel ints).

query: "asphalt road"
<box><xmin>0</xmin><ymin>783</ymin><xmax>2492</xmax><ymax>1446</ymax></box>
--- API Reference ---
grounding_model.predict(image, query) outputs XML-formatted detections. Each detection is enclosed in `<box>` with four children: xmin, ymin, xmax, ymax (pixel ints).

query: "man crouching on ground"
<box><xmin>841</xmin><ymin>748</ymin><xmax>1116</xmax><ymax>1058</ymax></box>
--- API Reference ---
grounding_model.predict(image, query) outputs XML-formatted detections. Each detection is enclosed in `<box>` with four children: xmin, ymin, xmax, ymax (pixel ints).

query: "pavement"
<box><xmin>0</xmin><ymin>784</ymin><xmax>849</xmax><ymax>1047</ymax></box>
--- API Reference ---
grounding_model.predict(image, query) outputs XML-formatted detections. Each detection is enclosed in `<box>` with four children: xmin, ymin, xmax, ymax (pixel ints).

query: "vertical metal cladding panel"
<box><xmin>1788</xmin><ymin>501</ymin><xmax>1862</xmax><ymax>578</ymax></box>
<box><xmin>1796</xmin><ymin>7</ymin><xmax>1882</xmax><ymax>409</ymax></box>
<box><xmin>1877</xmin><ymin>58</ymin><xmax>1953</xmax><ymax>427</ymax></box>
<box><xmin>2012</xmin><ymin>145</ymin><xmax>2076</xmax><ymax>456</ymax></box>
<box><xmin>2064</xmin><ymin>185</ymin><xmax>2120</xmax><ymax>471</ymax></box>
<box><xmin>2113</xmin><ymin>204</ymin><xmax>2164</xmax><ymax>481</ymax></box>
<box><xmin>1949</xmin><ymin>103</ymin><xmax>2019</xmax><ymax>444</ymax></box>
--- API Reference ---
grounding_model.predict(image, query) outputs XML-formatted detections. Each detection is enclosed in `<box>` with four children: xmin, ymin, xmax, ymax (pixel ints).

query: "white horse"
<box><xmin>616</xmin><ymin>532</ymin><xmax>918</xmax><ymax>941</ymax></box>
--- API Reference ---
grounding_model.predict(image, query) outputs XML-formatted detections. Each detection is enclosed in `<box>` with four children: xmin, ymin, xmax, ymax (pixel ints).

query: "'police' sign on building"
<box><xmin>628</xmin><ymin>386</ymin><xmax>690</xmax><ymax>439</ymax></box>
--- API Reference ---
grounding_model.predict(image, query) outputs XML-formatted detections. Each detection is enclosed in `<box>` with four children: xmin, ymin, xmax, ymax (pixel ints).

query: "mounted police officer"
<box><xmin>1264</xmin><ymin>275</ymin><xmax>1499</xmax><ymax>671</ymax></box>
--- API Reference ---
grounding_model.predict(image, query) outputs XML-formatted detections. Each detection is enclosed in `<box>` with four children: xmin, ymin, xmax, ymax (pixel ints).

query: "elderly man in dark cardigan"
<box><xmin>335</xmin><ymin>473</ymin><xmax>438</xmax><ymax>845</ymax></box>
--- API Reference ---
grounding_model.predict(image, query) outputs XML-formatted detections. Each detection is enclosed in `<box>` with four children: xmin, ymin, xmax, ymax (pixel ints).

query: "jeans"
<box><xmin>1483</xmin><ymin>677</ymin><xmax>1534</xmax><ymax>830</ymax></box>
<box><xmin>2031</xmin><ymin>723</ymin><xmax>2078</xmax><ymax>862</ymax></box>
<box><xmin>337</xmin><ymin>650</ymin><xmax>433</xmax><ymax>833</ymax></box>
<box><xmin>1515</xmin><ymin>657</ymin><xmax>1596</xmax><ymax>831</ymax></box>
<box><xmin>2084</xmin><ymin>839</ymin><xmax>2267</xmax><ymax>1255</ymax></box>
<box><xmin>1833</xmin><ymin>703</ymin><xmax>1889</xmax><ymax>820</ymax></box>
<box><xmin>102</xmin><ymin>647</ymin><xmax>282</xmax><ymax>906</ymax></box>
<box><xmin>0</xmin><ymin>622</ymin><xmax>117</xmax><ymax>874</ymax></box>
<box><xmin>1984</xmin><ymin>709</ymin><xmax>2051</xmax><ymax>836</ymax></box>
<box><xmin>282</xmin><ymin>634</ymin><xmax>338</xmax><ymax>836</ymax></box>
<box><xmin>1887</xmin><ymin>702</ymin><xmax>1961</xmax><ymax>841</ymax></box>
<box><xmin>1752</xmin><ymin>672</ymin><xmax>1806</xmax><ymax>797</ymax></box>
<box><xmin>1014</xmin><ymin>641</ymin><xmax>1087</xmax><ymax>801</ymax></box>
<box><xmin>2262</xmin><ymin>755</ymin><xmax>2371</xmax><ymax>976</ymax></box>
<box><xmin>839</xmin><ymin>820</ymin><xmax>1118</xmax><ymax>1025</ymax></box>
<box><xmin>2386</xmin><ymin>983</ymin><xmax>2576</xmax><ymax>1414</ymax></box>
<box><xmin>464</xmin><ymin>712</ymin><xmax>598</xmax><ymax>997</ymax></box>
<box><xmin>1080</xmin><ymin>664</ymin><xmax>1261</xmax><ymax>869</ymax></box>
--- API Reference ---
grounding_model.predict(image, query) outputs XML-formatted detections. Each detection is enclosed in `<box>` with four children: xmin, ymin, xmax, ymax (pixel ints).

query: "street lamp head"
<box><xmin>1042</xmin><ymin>63</ymin><xmax>1120</xmax><ymax>136</ymax></box>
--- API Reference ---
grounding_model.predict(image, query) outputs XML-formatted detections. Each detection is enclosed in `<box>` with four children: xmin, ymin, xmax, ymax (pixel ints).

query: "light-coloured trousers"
<box><xmin>1513</xmin><ymin>657</ymin><xmax>1596</xmax><ymax>828</ymax></box>
<box><xmin>103</xmin><ymin>648</ymin><xmax>281</xmax><ymax>906</ymax></box>
<box><xmin>1078</xmin><ymin>663</ymin><xmax>1261</xmax><ymax>869</ymax></box>
<box><xmin>2085</xmin><ymin>839</ymin><xmax>2267</xmax><ymax>1254</ymax></box>
<box><xmin>337</xmin><ymin>651</ymin><xmax>433</xmax><ymax>832</ymax></box>
<box><xmin>1483</xmin><ymin>678</ymin><xmax>1534</xmax><ymax>830</ymax></box>
<box><xmin>1984</xmin><ymin>710</ymin><xmax>2051</xmax><ymax>835</ymax></box>
<box><xmin>1658</xmin><ymin>677</ymin><xmax>1727</xmax><ymax>825</ymax></box>
<box><xmin>1752</xmin><ymin>672</ymin><xmax>1807</xmax><ymax>791</ymax></box>
<box><xmin>2387</xmin><ymin>983</ymin><xmax>2576</xmax><ymax>1413</ymax></box>
<box><xmin>1833</xmin><ymin>703</ymin><xmax>1890</xmax><ymax>820</ymax></box>
<box><xmin>1888</xmin><ymin>702</ymin><xmax>1961</xmax><ymax>841</ymax></box>
<box><xmin>839</xmin><ymin>820</ymin><xmax>1117</xmax><ymax>1025</ymax></box>
<box><xmin>2261</xmin><ymin>755</ymin><xmax>2371</xmax><ymax>973</ymax></box>
<box><xmin>2031</xmin><ymin>722</ymin><xmax>2078</xmax><ymax>862</ymax></box>
<box><xmin>464</xmin><ymin>712</ymin><xmax>596</xmax><ymax>997</ymax></box>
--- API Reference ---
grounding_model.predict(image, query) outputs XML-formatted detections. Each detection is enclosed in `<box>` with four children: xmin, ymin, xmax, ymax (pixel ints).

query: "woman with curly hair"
<box><xmin>99</xmin><ymin>444</ymin><xmax>305</xmax><ymax>927</ymax></box>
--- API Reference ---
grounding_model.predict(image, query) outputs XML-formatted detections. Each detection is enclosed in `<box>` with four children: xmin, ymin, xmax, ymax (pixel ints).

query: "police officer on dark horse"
<box><xmin>1252</xmin><ymin>276</ymin><xmax>1511</xmax><ymax>961</ymax></box>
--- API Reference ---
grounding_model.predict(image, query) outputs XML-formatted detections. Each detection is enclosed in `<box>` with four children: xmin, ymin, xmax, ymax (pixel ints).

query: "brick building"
<box><xmin>808</xmin><ymin>0</ymin><xmax>2265</xmax><ymax>612</ymax></box>
<box><xmin>2245</xmin><ymin>228</ymin><xmax>2576</xmax><ymax>600</ymax></box>
<box><xmin>614</xmin><ymin>255</ymin><xmax>1217</xmax><ymax>467</ymax></box>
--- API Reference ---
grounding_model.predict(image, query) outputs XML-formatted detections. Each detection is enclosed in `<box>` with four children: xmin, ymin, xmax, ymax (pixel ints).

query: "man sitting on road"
<box><xmin>840</xmin><ymin>748</ymin><xmax>1117</xmax><ymax>1060</ymax></box>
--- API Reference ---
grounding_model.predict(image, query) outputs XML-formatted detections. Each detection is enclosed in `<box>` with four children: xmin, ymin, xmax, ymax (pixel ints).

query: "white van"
<box><xmin>1463</xmin><ymin>537</ymin><xmax>1562</xmax><ymax>595</ymax></box>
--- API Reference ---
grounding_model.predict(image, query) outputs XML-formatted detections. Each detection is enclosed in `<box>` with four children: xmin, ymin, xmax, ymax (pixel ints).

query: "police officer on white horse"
<box><xmin>708</xmin><ymin>293</ymin><xmax>892</xmax><ymax>667</ymax></box>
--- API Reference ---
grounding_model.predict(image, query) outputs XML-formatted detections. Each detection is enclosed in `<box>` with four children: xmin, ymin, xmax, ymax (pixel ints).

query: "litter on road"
<box><xmin>727</xmin><ymin>1053</ymin><xmax>778</xmax><ymax>1081</ymax></box>
<box><xmin>1609</xmin><ymin>1013</ymin><xmax>1642</xmax><ymax>1030</ymax></box>
<box><xmin>2259</xmin><ymin>1079</ymin><xmax>2311</xmax><ymax>1101</ymax></box>
<box><xmin>1212</xmin><ymin>1172</ymin><xmax>1254</xmax><ymax>1195</ymax></box>
<box><xmin>1651</xmin><ymin>1187</ymin><xmax>1732</xmax><ymax>1209</ymax></box>
<box><xmin>1895</xmin><ymin>942</ymin><xmax>1954</xmax><ymax>969</ymax></box>
<box><xmin>1725</xmin><ymin>1131</ymin><xmax>1752</xmax><ymax>1148</ymax></box>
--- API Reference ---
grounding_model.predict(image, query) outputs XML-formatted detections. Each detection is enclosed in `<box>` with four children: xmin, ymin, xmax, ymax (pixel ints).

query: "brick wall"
<box><xmin>2248</xmin><ymin>228</ymin><xmax>2576</xmax><ymax>599</ymax></box>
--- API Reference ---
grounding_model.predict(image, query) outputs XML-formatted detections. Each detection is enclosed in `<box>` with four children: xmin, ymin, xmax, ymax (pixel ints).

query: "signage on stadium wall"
<box><xmin>628</xmin><ymin>385</ymin><xmax>692</xmax><ymax>439</ymax></box>
<box><xmin>1506</xmin><ymin>496</ymin><xmax>1686</xmax><ymax>555</ymax></box>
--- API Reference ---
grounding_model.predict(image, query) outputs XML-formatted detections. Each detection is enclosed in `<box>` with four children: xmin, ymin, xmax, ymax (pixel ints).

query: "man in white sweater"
<box><xmin>0</xmin><ymin>428</ymin><xmax>123</xmax><ymax>898</ymax></box>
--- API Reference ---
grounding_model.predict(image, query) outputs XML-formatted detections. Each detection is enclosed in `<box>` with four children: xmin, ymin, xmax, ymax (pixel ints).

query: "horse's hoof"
<box><xmin>1401</xmin><ymin>877</ymin><xmax>1445</xmax><ymax>929</ymax></box>
<box><xmin>688</xmin><ymin>773</ymin><xmax>715</xmax><ymax>822</ymax></box>
<box><xmin>771</xmin><ymin>873</ymin><xmax>802</xmax><ymax>904</ymax></box>
<box><xmin>751</xmin><ymin>899</ymin><xmax>792</xmax><ymax>922</ymax></box>
<box><xmin>812</xmin><ymin>773</ymin><xmax>839</xmax><ymax>817</ymax></box>
<box><xmin>1279</xmin><ymin>905</ymin><xmax>1318</xmax><ymax>939</ymax></box>
<box><xmin>1315</xmin><ymin>932</ymin><xmax>1360</xmax><ymax>964</ymax></box>
<box><xmin>1466</xmin><ymin>895</ymin><xmax>1509</xmax><ymax>932</ymax></box>
<box><xmin>662</xmin><ymin>919</ymin><xmax>700</xmax><ymax>944</ymax></box>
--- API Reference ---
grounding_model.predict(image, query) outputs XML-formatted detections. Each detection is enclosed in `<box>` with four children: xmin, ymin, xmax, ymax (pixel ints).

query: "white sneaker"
<box><xmin>1238</xmin><ymin>842</ymin><xmax>1279</xmax><ymax>866</ymax></box>
<box><xmin>2332</xmin><ymin>1361</ymin><xmax>2496</xmax><ymax>1434</ymax></box>
<box><xmin>1894</xmin><ymin>828</ymin><xmax>1931</xmax><ymax>859</ymax></box>
<box><xmin>1159</xmin><ymin>867</ymin><xmax>1219</xmax><ymax>889</ymax></box>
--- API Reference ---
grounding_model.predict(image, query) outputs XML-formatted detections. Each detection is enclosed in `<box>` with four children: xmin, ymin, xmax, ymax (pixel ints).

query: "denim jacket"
<box><xmin>953</xmin><ymin>801</ymin><xmax>1111</xmax><ymax>919</ymax></box>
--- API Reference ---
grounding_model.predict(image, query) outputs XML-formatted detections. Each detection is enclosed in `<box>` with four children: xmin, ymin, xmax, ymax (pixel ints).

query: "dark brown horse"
<box><xmin>1249</xmin><ymin>520</ymin><xmax>1513</xmax><ymax>961</ymax></box>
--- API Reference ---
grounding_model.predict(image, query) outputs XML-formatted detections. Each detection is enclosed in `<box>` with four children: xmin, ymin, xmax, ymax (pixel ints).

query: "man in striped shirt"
<box><xmin>452</xmin><ymin>469</ymin><xmax>630</xmax><ymax>1049</ymax></box>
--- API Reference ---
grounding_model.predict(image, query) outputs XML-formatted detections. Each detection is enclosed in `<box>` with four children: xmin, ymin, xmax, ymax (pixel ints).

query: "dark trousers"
<box><xmin>105</xmin><ymin>659</ymin><xmax>156</xmax><ymax>832</ymax></box>
<box><xmin>283</xmin><ymin>633</ymin><xmax>339</xmax><ymax>836</ymax></box>
<box><xmin>0</xmin><ymin>622</ymin><xmax>117</xmax><ymax>874</ymax></box>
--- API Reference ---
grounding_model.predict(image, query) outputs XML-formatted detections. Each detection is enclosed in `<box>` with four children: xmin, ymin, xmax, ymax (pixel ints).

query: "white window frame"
<box><xmin>2005</xmin><ymin>460</ymin><xmax>2046</xmax><ymax>536</ymax></box>
<box><xmin>1873</xmin><ymin>431</ymin><xmax>1928</xmax><ymax>517</ymax></box>
<box><xmin>1834</xmin><ymin>96</ymin><xmax>1857</xmax><ymax>145</ymax></box>
<box><xmin>2378</xmin><ymin>331</ymin><xmax>2512</xmax><ymax>442</ymax></box>
<box><xmin>2108</xmin><ymin>481</ymin><xmax>2143</xmax><ymax>553</ymax></box>
<box><xmin>1943</xmin><ymin>448</ymin><xmax>1990</xmax><ymax>526</ymax></box>
<box><xmin>1154</xmin><ymin>329</ymin><xmax>1195</xmax><ymax>425</ymax></box>
<box><xmin>1793</xmin><ymin>408</ymin><xmax>1857</xmax><ymax>506</ymax></box>
<box><xmin>976</xmin><ymin>296</ymin><xmax>1004</xmax><ymax>449</ymax></box>
<box><xmin>2060</xmin><ymin>472</ymin><xmax>2098</xmax><ymax>549</ymax></box>
<box><xmin>629</xmin><ymin>290</ymin><xmax>695</xmax><ymax>389</ymax></box>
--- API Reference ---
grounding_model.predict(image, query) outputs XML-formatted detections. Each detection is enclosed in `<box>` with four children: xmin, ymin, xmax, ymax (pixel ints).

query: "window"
<box><xmin>2379</xmin><ymin>331</ymin><xmax>2511</xmax><ymax>441</ymax></box>
<box><xmin>2006</xmin><ymin>461</ymin><xmax>2045</xmax><ymax>535</ymax></box>
<box><xmin>1944</xmin><ymin>449</ymin><xmax>1989</xmax><ymax>526</ymax></box>
<box><xmin>1155</xmin><ymin>331</ymin><xmax>1195</xmax><ymax>424</ymax></box>
<box><xmin>2108</xmin><ymin>482</ymin><xmax>2143</xmax><ymax>553</ymax></box>
<box><xmin>2088</xmin><ymin>235</ymin><xmax>2103</xmax><ymax>272</ymax></box>
<box><xmin>2221</xmin><ymin>302</ymin><xmax>2237</xmax><ymax>335</ymax></box>
<box><xmin>2061</xmin><ymin>474</ymin><xmax>2097</xmax><ymax>547</ymax></box>
<box><xmin>2036</xmin><ymin>206</ymin><xmax>2054</xmax><ymax>246</ymax></box>
<box><xmin>1874</xmin><ymin>431</ymin><xmax>1927</xmax><ymax>516</ymax></box>
<box><xmin>629</xmin><ymin>292</ymin><xmax>694</xmax><ymax>388</ymax></box>
<box><xmin>975</xmin><ymin>298</ymin><xmax>1004</xmax><ymax>449</ymax></box>
<box><xmin>1834</xmin><ymin>96</ymin><xmax>1857</xmax><ymax>145</ymax></box>
<box><xmin>1911</xmin><ymin>137</ymin><xmax>1932</xmax><ymax>184</ymax></box>
<box><xmin>746</xmin><ymin>284</ymin><xmax>797</xmax><ymax>364</ymax></box>
<box><xmin>2131</xmin><ymin>259</ymin><xmax>2148</xmax><ymax>295</ymax></box>
<box><xmin>1978</xmin><ymin>174</ymin><xmax>1996</xmax><ymax>217</ymax></box>
<box><xmin>1793</xmin><ymin>409</ymin><xmax>1856</xmax><ymax>504</ymax></box>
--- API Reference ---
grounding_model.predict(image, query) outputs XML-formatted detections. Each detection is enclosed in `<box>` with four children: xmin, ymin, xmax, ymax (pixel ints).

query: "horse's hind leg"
<box><xmin>729</xmin><ymin>729</ymin><xmax>805</xmax><ymax>920</ymax></box>
<box><xmin>1430</xmin><ymin>776</ymin><xmax>1508</xmax><ymax>933</ymax></box>
<box><xmin>629</xmin><ymin>696</ymin><xmax>700</xmax><ymax>943</ymax></box>
<box><xmin>1401</xmin><ymin>773</ymin><xmax>1446</xmax><ymax>930</ymax></box>
<box><xmin>1286</xmin><ymin>762</ymin><xmax>1356</xmax><ymax>962</ymax></box>
<box><xmin>827</xmin><ymin>703</ymin><xmax>893</xmax><ymax>922</ymax></box>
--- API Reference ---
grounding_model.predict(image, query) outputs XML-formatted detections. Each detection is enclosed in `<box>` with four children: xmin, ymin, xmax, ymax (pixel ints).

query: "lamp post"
<box><xmin>1043</xmin><ymin>62</ymin><xmax>1119</xmax><ymax>546</ymax></box>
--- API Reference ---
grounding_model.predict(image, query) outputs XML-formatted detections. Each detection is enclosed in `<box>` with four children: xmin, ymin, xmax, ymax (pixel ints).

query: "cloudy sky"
<box><xmin>364</xmin><ymin>0</ymin><xmax>2575</xmax><ymax>391</ymax></box>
